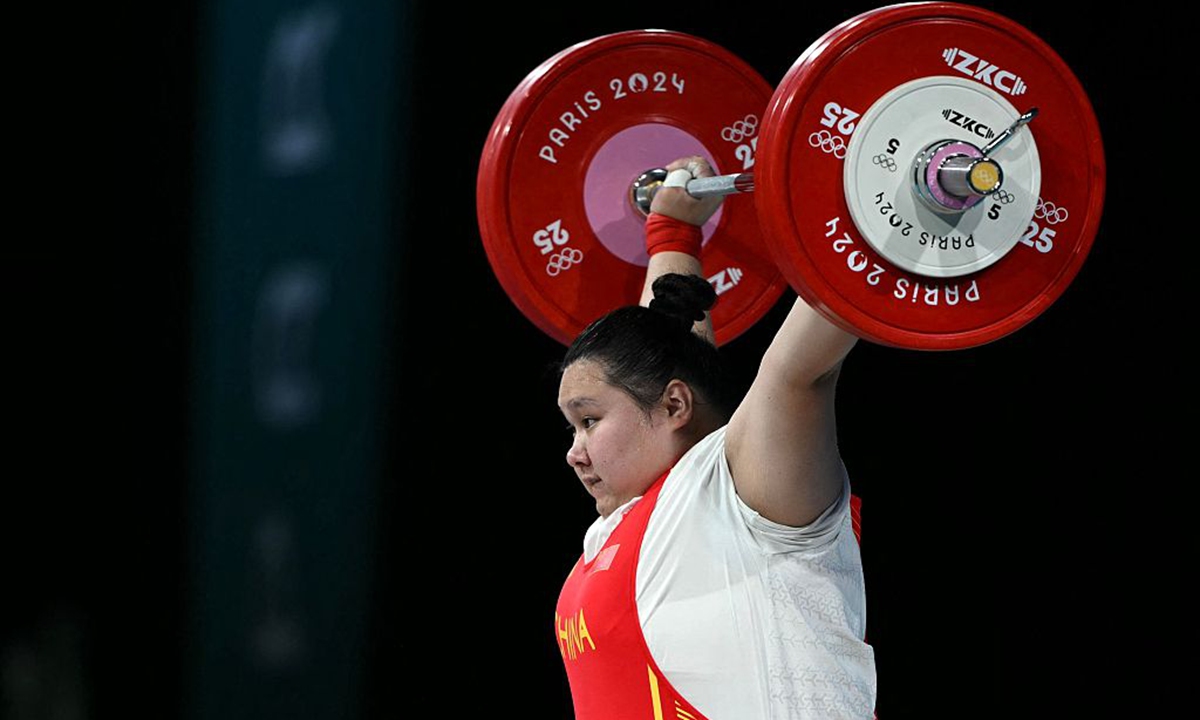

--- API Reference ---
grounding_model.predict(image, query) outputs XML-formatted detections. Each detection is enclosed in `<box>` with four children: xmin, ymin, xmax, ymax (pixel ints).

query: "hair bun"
<box><xmin>648</xmin><ymin>273</ymin><xmax>716</xmax><ymax>327</ymax></box>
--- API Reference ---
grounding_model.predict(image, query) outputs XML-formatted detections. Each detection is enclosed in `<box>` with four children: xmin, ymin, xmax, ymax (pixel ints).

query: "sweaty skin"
<box><xmin>559</xmin><ymin>359</ymin><xmax>697</xmax><ymax>518</ymax></box>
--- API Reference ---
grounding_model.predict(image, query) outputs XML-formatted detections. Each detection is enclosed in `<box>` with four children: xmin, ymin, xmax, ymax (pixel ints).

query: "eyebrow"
<box><xmin>560</xmin><ymin>397</ymin><xmax>600</xmax><ymax>411</ymax></box>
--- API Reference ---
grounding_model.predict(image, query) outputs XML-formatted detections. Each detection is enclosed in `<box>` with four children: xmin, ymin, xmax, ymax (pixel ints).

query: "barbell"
<box><xmin>476</xmin><ymin>2</ymin><xmax>1105</xmax><ymax>349</ymax></box>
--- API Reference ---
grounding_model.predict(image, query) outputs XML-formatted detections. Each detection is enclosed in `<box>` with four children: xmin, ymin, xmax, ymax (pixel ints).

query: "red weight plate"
<box><xmin>758</xmin><ymin>3</ymin><xmax>1105</xmax><ymax>349</ymax></box>
<box><xmin>478</xmin><ymin>30</ymin><xmax>787</xmax><ymax>346</ymax></box>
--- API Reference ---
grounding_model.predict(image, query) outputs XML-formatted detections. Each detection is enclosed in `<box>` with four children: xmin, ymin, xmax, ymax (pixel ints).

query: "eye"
<box><xmin>564</xmin><ymin>417</ymin><xmax>596</xmax><ymax>433</ymax></box>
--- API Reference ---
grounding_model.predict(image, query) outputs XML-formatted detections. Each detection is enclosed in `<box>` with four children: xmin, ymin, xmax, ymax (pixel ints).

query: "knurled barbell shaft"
<box><xmin>685</xmin><ymin>172</ymin><xmax>756</xmax><ymax>197</ymax></box>
<box><xmin>631</xmin><ymin>170</ymin><xmax>755</xmax><ymax>216</ymax></box>
<box><xmin>631</xmin><ymin>112</ymin><xmax>1035</xmax><ymax>217</ymax></box>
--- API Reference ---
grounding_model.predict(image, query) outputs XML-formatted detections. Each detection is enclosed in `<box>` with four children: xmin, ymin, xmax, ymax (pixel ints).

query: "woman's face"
<box><xmin>558</xmin><ymin>359</ymin><xmax>674</xmax><ymax>518</ymax></box>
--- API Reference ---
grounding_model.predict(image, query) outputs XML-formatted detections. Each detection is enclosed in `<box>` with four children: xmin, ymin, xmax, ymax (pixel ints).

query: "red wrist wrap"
<box><xmin>644</xmin><ymin>212</ymin><xmax>703</xmax><ymax>257</ymax></box>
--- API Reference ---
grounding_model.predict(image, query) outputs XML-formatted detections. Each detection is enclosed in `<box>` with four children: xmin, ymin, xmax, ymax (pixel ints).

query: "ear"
<box><xmin>659</xmin><ymin>379</ymin><xmax>695</xmax><ymax>429</ymax></box>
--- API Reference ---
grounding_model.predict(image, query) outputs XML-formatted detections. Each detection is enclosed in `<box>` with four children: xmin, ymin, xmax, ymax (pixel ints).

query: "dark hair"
<box><xmin>560</xmin><ymin>274</ymin><xmax>729</xmax><ymax>419</ymax></box>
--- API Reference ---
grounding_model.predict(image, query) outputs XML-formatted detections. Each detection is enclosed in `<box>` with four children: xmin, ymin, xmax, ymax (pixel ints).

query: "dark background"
<box><xmin>9</xmin><ymin>1</ymin><xmax>1177</xmax><ymax>718</ymax></box>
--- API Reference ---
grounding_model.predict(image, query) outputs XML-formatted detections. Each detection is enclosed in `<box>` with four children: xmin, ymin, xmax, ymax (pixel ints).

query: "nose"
<box><xmin>566</xmin><ymin>432</ymin><xmax>588</xmax><ymax>469</ymax></box>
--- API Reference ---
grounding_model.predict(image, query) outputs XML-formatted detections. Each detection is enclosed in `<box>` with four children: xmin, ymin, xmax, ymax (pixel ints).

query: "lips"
<box><xmin>580</xmin><ymin>475</ymin><xmax>601</xmax><ymax>490</ymax></box>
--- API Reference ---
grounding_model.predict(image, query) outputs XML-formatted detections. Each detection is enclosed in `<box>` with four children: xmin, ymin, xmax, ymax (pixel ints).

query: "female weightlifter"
<box><xmin>554</xmin><ymin>155</ymin><xmax>876</xmax><ymax>719</ymax></box>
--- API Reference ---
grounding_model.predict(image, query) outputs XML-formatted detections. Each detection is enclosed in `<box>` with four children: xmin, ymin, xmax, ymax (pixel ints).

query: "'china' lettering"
<box><xmin>555</xmin><ymin>607</ymin><xmax>596</xmax><ymax>661</ymax></box>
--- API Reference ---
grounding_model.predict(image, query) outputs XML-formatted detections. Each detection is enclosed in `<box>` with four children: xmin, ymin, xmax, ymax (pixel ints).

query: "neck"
<box><xmin>676</xmin><ymin>413</ymin><xmax>720</xmax><ymax>454</ymax></box>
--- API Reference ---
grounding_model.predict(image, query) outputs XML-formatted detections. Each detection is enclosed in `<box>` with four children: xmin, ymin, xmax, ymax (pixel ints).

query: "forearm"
<box><xmin>760</xmin><ymin>295</ymin><xmax>859</xmax><ymax>387</ymax></box>
<box><xmin>639</xmin><ymin>251</ymin><xmax>715</xmax><ymax>343</ymax></box>
<box><xmin>641</xmin><ymin>156</ymin><xmax>723</xmax><ymax>343</ymax></box>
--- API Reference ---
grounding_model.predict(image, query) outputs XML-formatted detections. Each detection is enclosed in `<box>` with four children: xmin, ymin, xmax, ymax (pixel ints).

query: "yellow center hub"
<box><xmin>970</xmin><ymin>160</ymin><xmax>1001</xmax><ymax>193</ymax></box>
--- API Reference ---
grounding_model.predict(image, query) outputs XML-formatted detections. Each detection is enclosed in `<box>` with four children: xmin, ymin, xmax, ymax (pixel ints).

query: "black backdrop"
<box><xmin>11</xmin><ymin>1</ymin><xmax>1177</xmax><ymax>719</ymax></box>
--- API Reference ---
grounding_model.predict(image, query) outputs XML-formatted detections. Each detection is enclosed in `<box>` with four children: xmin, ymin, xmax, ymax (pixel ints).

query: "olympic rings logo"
<box><xmin>809</xmin><ymin>130</ymin><xmax>847</xmax><ymax>159</ymax></box>
<box><xmin>993</xmin><ymin>189</ymin><xmax>1015</xmax><ymax>205</ymax></box>
<box><xmin>1034</xmin><ymin>198</ymin><xmax>1069</xmax><ymax>225</ymax></box>
<box><xmin>872</xmin><ymin>154</ymin><xmax>897</xmax><ymax>172</ymax></box>
<box><xmin>546</xmin><ymin>247</ymin><xmax>584</xmax><ymax>277</ymax></box>
<box><xmin>721</xmin><ymin>115</ymin><xmax>759</xmax><ymax>144</ymax></box>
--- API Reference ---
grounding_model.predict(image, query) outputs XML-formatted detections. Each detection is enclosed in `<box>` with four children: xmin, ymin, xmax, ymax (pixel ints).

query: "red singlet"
<box><xmin>554</xmin><ymin>471</ymin><xmax>710</xmax><ymax>720</ymax></box>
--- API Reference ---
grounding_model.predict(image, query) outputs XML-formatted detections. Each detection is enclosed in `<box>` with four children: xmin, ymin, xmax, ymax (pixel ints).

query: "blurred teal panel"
<box><xmin>189</xmin><ymin>2</ymin><xmax>406</xmax><ymax>717</ymax></box>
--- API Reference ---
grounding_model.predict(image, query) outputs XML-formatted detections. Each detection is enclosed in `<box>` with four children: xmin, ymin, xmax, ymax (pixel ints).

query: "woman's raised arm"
<box><xmin>725</xmin><ymin>295</ymin><xmax>858</xmax><ymax>527</ymax></box>
<box><xmin>640</xmin><ymin>154</ymin><xmax>858</xmax><ymax>527</ymax></box>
